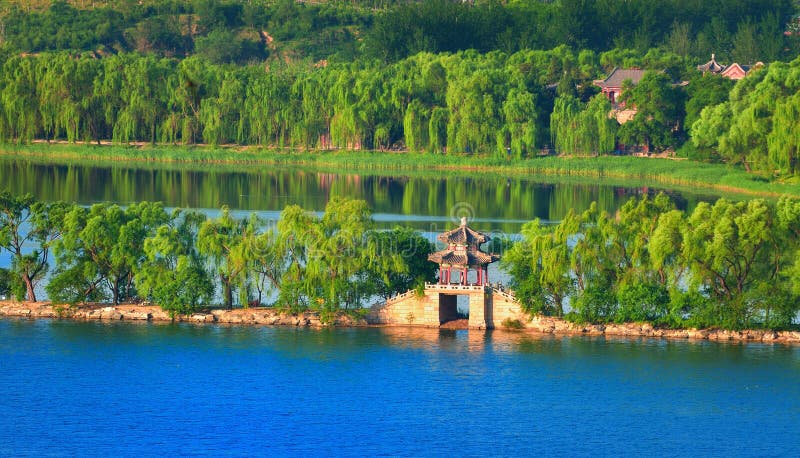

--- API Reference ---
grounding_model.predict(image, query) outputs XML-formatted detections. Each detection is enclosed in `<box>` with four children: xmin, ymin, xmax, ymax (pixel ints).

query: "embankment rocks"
<box><xmin>1</xmin><ymin>300</ymin><xmax>798</xmax><ymax>343</ymax></box>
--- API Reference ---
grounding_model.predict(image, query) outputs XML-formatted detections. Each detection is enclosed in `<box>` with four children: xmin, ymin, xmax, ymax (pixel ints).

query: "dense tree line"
<box><xmin>1</xmin><ymin>1</ymin><xmax>799</xmax><ymax>178</ymax></box>
<box><xmin>2</xmin><ymin>1</ymin><xmax>795</xmax><ymax>64</ymax></box>
<box><xmin>2</xmin><ymin>46</ymin><xmax>800</xmax><ymax>175</ymax></box>
<box><xmin>504</xmin><ymin>193</ymin><xmax>800</xmax><ymax>330</ymax></box>
<box><xmin>0</xmin><ymin>0</ymin><xmax>375</xmax><ymax>62</ymax></box>
<box><xmin>0</xmin><ymin>192</ymin><xmax>435</xmax><ymax>320</ymax></box>
<box><xmin>690</xmin><ymin>57</ymin><xmax>800</xmax><ymax>175</ymax></box>
<box><xmin>367</xmin><ymin>0</ymin><xmax>798</xmax><ymax>63</ymax></box>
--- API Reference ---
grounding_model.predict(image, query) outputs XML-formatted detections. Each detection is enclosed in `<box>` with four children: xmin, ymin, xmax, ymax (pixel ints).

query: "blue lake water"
<box><xmin>1</xmin><ymin>319</ymin><xmax>799</xmax><ymax>456</ymax></box>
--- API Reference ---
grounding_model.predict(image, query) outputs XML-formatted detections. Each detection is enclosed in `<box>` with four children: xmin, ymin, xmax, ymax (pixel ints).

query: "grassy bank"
<box><xmin>2</xmin><ymin>143</ymin><xmax>799</xmax><ymax>198</ymax></box>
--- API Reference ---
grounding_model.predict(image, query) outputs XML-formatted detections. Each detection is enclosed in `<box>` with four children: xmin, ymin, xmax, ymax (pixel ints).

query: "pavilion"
<box><xmin>427</xmin><ymin>217</ymin><xmax>500</xmax><ymax>286</ymax></box>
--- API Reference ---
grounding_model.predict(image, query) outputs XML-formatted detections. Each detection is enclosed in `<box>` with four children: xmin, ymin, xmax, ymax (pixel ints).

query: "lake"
<box><xmin>1</xmin><ymin>319</ymin><xmax>798</xmax><ymax>456</ymax></box>
<box><xmin>0</xmin><ymin>157</ymin><xmax>722</xmax><ymax>233</ymax></box>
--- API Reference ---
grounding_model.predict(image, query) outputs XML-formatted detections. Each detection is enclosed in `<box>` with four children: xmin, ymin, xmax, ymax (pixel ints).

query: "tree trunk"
<box><xmin>23</xmin><ymin>274</ymin><xmax>36</xmax><ymax>302</ymax></box>
<box><xmin>222</xmin><ymin>274</ymin><xmax>233</xmax><ymax>310</ymax></box>
<box><xmin>113</xmin><ymin>277</ymin><xmax>120</xmax><ymax>305</ymax></box>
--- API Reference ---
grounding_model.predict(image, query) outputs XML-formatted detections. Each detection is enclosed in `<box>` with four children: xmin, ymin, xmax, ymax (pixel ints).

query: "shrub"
<box><xmin>615</xmin><ymin>282</ymin><xmax>670</xmax><ymax>323</ymax></box>
<box><xmin>572</xmin><ymin>287</ymin><xmax>617</xmax><ymax>323</ymax></box>
<box><xmin>501</xmin><ymin>318</ymin><xmax>524</xmax><ymax>329</ymax></box>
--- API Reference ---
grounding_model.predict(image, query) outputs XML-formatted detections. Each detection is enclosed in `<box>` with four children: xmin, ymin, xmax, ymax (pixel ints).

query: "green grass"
<box><xmin>2</xmin><ymin>143</ymin><xmax>799</xmax><ymax>198</ymax></box>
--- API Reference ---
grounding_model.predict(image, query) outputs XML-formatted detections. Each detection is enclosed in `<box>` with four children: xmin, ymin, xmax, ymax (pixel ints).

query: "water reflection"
<box><xmin>0</xmin><ymin>157</ymin><xmax>721</xmax><ymax>232</ymax></box>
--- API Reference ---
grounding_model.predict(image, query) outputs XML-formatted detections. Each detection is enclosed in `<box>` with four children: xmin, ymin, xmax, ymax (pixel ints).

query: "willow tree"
<box><xmin>111</xmin><ymin>54</ymin><xmax>174</xmax><ymax>144</ymax></box>
<box><xmin>682</xmin><ymin>199</ymin><xmax>792</xmax><ymax>328</ymax></box>
<box><xmin>445</xmin><ymin>65</ymin><xmax>508</xmax><ymax>154</ymax></box>
<box><xmin>366</xmin><ymin>227</ymin><xmax>435</xmax><ymax>300</ymax></box>
<box><xmin>290</xmin><ymin>70</ymin><xmax>332</xmax><ymax>148</ymax></box>
<box><xmin>245</xmin><ymin>222</ymin><xmax>287</xmax><ymax>306</ymax></box>
<box><xmin>136</xmin><ymin>210</ymin><xmax>214</xmax><ymax>315</ymax></box>
<box><xmin>197</xmin><ymin>206</ymin><xmax>249</xmax><ymax>309</ymax></box>
<box><xmin>428</xmin><ymin>107</ymin><xmax>448</xmax><ymax>153</ymax></box>
<box><xmin>502</xmin><ymin>87</ymin><xmax>539</xmax><ymax>158</ymax></box>
<box><xmin>503</xmin><ymin>210</ymin><xmax>580</xmax><ymax>316</ymax></box>
<box><xmin>617</xmin><ymin>72</ymin><xmax>685</xmax><ymax>152</ymax></box>
<box><xmin>0</xmin><ymin>56</ymin><xmax>40</xmax><ymax>143</ymax></box>
<box><xmin>550</xmin><ymin>95</ymin><xmax>581</xmax><ymax>154</ymax></box>
<box><xmin>583</xmin><ymin>94</ymin><xmax>617</xmax><ymax>155</ymax></box>
<box><xmin>275</xmin><ymin>198</ymin><xmax>403</xmax><ymax>319</ymax></box>
<box><xmin>244</xmin><ymin>67</ymin><xmax>293</xmax><ymax>146</ymax></box>
<box><xmin>568</xmin><ymin>203</ymin><xmax>620</xmax><ymax>322</ymax></box>
<box><xmin>403</xmin><ymin>99</ymin><xmax>429</xmax><ymax>152</ymax></box>
<box><xmin>766</xmin><ymin>92</ymin><xmax>800</xmax><ymax>176</ymax></box>
<box><xmin>329</xmin><ymin>70</ymin><xmax>363</xmax><ymax>148</ymax></box>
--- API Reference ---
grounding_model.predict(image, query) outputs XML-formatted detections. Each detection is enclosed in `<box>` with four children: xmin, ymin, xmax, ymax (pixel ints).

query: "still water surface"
<box><xmin>1</xmin><ymin>319</ymin><xmax>798</xmax><ymax>456</ymax></box>
<box><xmin>0</xmin><ymin>158</ymin><xmax>722</xmax><ymax>232</ymax></box>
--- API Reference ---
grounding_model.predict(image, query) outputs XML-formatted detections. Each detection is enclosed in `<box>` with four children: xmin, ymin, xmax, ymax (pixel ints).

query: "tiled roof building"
<box><xmin>428</xmin><ymin>217</ymin><xmax>499</xmax><ymax>286</ymax></box>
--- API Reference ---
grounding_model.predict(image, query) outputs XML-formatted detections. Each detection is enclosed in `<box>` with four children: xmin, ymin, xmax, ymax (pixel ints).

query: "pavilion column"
<box><xmin>477</xmin><ymin>267</ymin><xmax>482</xmax><ymax>286</ymax></box>
<box><xmin>484</xmin><ymin>266</ymin><xmax>489</xmax><ymax>285</ymax></box>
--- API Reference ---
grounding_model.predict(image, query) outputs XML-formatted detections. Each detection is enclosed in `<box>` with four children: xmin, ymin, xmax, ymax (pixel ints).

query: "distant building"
<box><xmin>697</xmin><ymin>54</ymin><xmax>762</xmax><ymax>80</ymax></box>
<box><xmin>593</xmin><ymin>67</ymin><xmax>647</xmax><ymax>125</ymax></box>
<box><xmin>593</xmin><ymin>67</ymin><xmax>647</xmax><ymax>105</ymax></box>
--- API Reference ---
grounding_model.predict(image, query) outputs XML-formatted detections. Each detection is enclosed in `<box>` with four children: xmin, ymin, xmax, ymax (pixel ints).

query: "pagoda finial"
<box><xmin>460</xmin><ymin>216</ymin><xmax>467</xmax><ymax>226</ymax></box>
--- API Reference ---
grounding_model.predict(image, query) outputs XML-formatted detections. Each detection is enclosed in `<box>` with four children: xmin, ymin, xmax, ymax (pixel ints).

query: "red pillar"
<box><xmin>477</xmin><ymin>268</ymin><xmax>482</xmax><ymax>286</ymax></box>
<box><xmin>484</xmin><ymin>266</ymin><xmax>489</xmax><ymax>285</ymax></box>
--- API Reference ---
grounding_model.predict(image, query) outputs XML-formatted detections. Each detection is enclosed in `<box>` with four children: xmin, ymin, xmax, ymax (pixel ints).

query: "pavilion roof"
<box><xmin>427</xmin><ymin>249</ymin><xmax>499</xmax><ymax>266</ymax></box>
<box><xmin>698</xmin><ymin>54</ymin><xmax>725</xmax><ymax>73</ymax></box>
<box><xmin>437</xmin><ymin>217</ymin><xmax>490</xmax><ymax>245</ymax></box>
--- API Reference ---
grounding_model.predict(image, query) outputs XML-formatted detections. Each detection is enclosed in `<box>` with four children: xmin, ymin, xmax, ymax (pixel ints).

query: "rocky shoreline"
<box><xmin>524</xmin><ymin>315</ymin><xmax>800</xmax><ymax>344</ymax></box>
<box><xmin>2</xmin><ymin>301</ymin><xmax>799</xmax><ymax>344</ymax></box>
<box><xmin>0</xmin><ymin>301</ymin><xmax>366</xmax><ymax>327</ymax></box>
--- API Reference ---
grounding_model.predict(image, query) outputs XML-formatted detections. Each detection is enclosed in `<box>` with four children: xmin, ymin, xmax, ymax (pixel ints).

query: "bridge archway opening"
<box><xmin>439</xmin><ymin>294</ymin><xmax>470</xmax><ymax>328</ymax></box>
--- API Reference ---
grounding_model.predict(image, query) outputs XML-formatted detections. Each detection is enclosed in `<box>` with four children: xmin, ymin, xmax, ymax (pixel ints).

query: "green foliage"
<box><xmin>135</xmin><ymin>210</ymin><xmax>213</xmax><ymax>315</ymax></box>
<box><xmin>0</xmin><ymin>267</ymin><xmax>18</xmax><ymax>300</ymax></box>
<box><xmin>503</xmin><ymin>192</ymin><xmax>800</xmax><ymax>330</ymax></box>
<box><xmin>551</xmin><ymin>94</ymin><xmax>617</xmax><ymax>156</ymax></box>
<box><xmin>571</xmin><ymin>287</ymin><xmax>617</xmax><ymax>324</ymax></box>
<box><xmin>503</xmin><ymin>213</ymin><xmax>579</xmax><ymax>316</ymax></box>
<box><xmin>0</xmin><ymin>191</ymin><xmax>67</xmax><ymax>301</ymax></box>
<box><xmin>690</xmin><ymin>57</ymin><xmax>800</xmax><ymax>177</ymax></box>
<box><xmin>196</xmin><ymin>206</ymin><xmax>248</xmax><ymax>309</ymax></box>
<box><xmin>615</xmin><ymin>282</ymin><xmax>670</xmax><ymax>323</ymax></box>
<box><xmin>0</xmin><ymin>41</ymin><xmax>799</xmax><ymax>177</ymax></box>
<box><xmin>618</xmin><ymin>72</ymin><xmax>685</xmax><ymax>152</ymax></box>
<box><xmin>684</xmin><ymin>75</ymin><xmax>734</xmax><ymax>135</ymax></box>
<box><xmin>367</xmin><ymin>227</ymin><xmax>435</xmax><ymax>300</ymax></box>
<box><xmin>48</xmin><ymin>201</ymin><xmax>170</xmax><ymax>304</ymax></box>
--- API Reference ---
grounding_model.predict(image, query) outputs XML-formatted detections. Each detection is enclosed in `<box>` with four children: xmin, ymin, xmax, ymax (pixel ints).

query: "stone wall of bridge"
<box><xmin>367</xmin><ymin>284</ymin><xmax>527</xmax><ymax>330</ymax></box>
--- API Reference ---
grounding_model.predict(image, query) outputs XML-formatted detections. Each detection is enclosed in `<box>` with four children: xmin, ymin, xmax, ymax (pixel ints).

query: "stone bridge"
<box><xmin>367</xmin><ymin>283</ymin><xmax>526</xmax><ymax>329</ymax></box>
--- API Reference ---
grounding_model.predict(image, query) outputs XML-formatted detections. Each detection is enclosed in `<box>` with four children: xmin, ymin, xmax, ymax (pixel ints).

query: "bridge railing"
<box><xmin>424</xmin><ymin>283</ymin><xmax>485</xmax><ymax>292</ymax></box>
<box><xmin>383</xmin><ymin>283</ymin><xmax>520</xmax><ymax>304</ymax></box>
